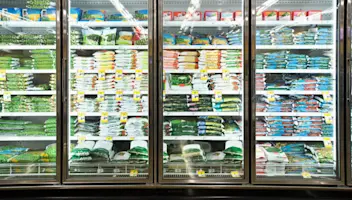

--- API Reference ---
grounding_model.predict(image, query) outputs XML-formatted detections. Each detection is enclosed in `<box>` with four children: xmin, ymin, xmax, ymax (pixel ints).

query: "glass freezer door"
<box><xmin>254</xmin><ymin>0</ymin><xmax>340</xmax><ymax>183</ymax></box>
<box><xmin>66</xmin><ymin>0</ymin><xmax>151</xmax><ymax>181</ymax></box>
<box><xmin>0</xmin><ymin>1</ymin><xmax>58</xmax><ymax>182</ymax></box>
<box><xmin>161</xmin><ymin>0</ymin><xmax>246</xmax><ymax>182</ymax></box>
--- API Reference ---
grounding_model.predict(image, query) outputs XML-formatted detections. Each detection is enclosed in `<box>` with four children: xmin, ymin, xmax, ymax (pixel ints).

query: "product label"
<box><xmin>77</xmin><ymin>91</ymin><xmax>85</xmax><ymax>103</ymax></box>
<box><xmin>324</xmin><ymin>113</ymin><xmax>333</xmax><ymax>124</ymax></box>
<box><xmin>3</xmin><ymin>91</ymin><xmax>11</xmax><ymax>102</ymax></box>
<box><xmin>231</xmin><ymin>171</ymin><xmax>240</xmax><ymax>178</ymax></box>
<box><xmin>323</xmin><ymin>137</ymin><xmax>332</xmax><ymax>149</ymax></box>
<box><xmin>0</xmin><ymin>70</ymin><xmax>6</xmax><ymax>81</ymax></box>
<box><xmin>115</xmin><ymin>69</ymin><xmax>123</xmax><ymax>81</ymax></box>
<box><xmin>120</xmin><ymin>111</ymin><xmax>128</xmax><ymax>123</ymax></box>
<box><xmin>197</xmin><ymin>169</ymin><xmax>206</xmax><ymax>177</ymax></box>
<box><xmin>222</xmin><ymin>69</ymin><xmax>230</xmax><ymax>81</ymax></box>
<box><xmin>200</xmin><ymin>69</ymin><xmax>208</xmax><ymax>81</ymax></box>
<box><xmin>97</xmin><ymin>91</ymin><xmax>105</xmax><ymax>102</ymax></box>
<box><xmin>130</xmin><ymin>169</ymin><xmax>138</xmax><ymax>177</ymax></box>
<box><xmin>191</xmin><ymin>90</ymin><xmax>199</xmax><ymax>102</ymax></box>
<box><xmin>322</xmin><ymin>91</ymin><xmax>332</xmax><ymax>102</ymax></box>
<box><xmin>101</xmin><ymin>112</ymin><xmax>109</xmax><ymax>124</ymax></box>
<box><xmin>98</xmin><ymin>69</ymin><xmax>106</xmax><ymax>81</ymax></box>
<box><xmin>302</xmin><ymin>171</ymin><xmax>312</xmax><ymax>179</ymax></box>
<box><xmin>214</xmin><ymin>90</ymin><xmax>222</xmax><ymax>102</ymax></box>
<box><xmin>78</xmin><ymin>112</ymin><xmax>85</xmax><ymax>123</ymax></box>
<box><xmin>76</xmin><ymin>69</ymin><xmax>85</xmax><ymax>79</ymax></box>
<box><xmin>105</xmin><ymin>136</ymin><xmax>113</xmax><ymax>141</ymax></box>
<box><xmin>115</xmin><ymin>90</ymin><xmax>123</xmax><ymax>101</ymax></box>
<box><xmin>133</xmin><ymin>90</ymin><xmax>141</xmax><ymax>101</ymax></box>
<box><xmin>135</xmin><ymin>69</ymin><xmax>142</xmax><ymax>81</ymax></box>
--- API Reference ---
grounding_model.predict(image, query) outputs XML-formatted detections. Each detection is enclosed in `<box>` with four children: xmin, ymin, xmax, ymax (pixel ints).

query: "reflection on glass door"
<box><xmin>0</xmin><ymin>0</ymin><xmax>58</xmax><ymax>181</ymax></box>
<box><xmin>254</xmin><ymin>0</ymin><xmax>338</xmax><ymax>181</ymax></box>
<box><xmin>67</xmin><ymin>0</ymin><xmax>150</xmax><ymax>179</ymax></box>
<box><xmin>161</xmin><ymin>0</ymin><xmax>245</xmax><ymax>181</ymax></box>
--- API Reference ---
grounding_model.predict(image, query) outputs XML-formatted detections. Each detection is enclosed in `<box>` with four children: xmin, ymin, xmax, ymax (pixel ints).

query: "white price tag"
<box><xmin>3</xmin><ymin>91</ymin><xmax>11</xmax><ymax>102</ymax></box>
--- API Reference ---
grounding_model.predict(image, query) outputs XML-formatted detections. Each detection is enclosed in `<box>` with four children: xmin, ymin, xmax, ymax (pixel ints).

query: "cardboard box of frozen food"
<box><xmin>204</xmin><ymin>11</ymin><xmax>219</xmax><ymax>21</ymax></box>
<box><xmin>278</xmin><ymin>11</ymin><xmax>291</xmax><ymax>21</ymax></box>
<box><xmin>292</xmin><ymin>10</ymin><xmax>307</xmax><ymax>21</ymax></box>
<box><xmin>173</xmin><ymin>11</ymin><xmax>186</xmax><ymax>21</ymax></box>
<box><xmin>263</xmin><ymin>11</ymin><xmax>277</xmax><ymax>21</ymax></box>
<box><xmin>163</xmin><ymin>11</ymin><xmax>173</xmax><ymax>21</ymax></box>
<box><xmin>307</xmin><ymin>10</ymin><xmax>322</xmax><ymax>21</ymax></box>
<box><xmin>234</xmin><ymin>11</ymin><xmax>242</xmax><ymax>21</ymax></box>
<box><xmin>187</xmin><ymin>11</ymin><xmax>202</xmax><ymax>21</ymax></box>
<box><xmin>221</xmin><ymin>11</ymin><xmax>234</xmax><ymax>21</ymax></box>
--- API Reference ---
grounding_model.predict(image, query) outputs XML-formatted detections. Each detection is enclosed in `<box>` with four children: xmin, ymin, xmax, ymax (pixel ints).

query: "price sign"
<box><xmin>322</xmin><ymin>91</ymin><xmax>332</xmax><ymax>102</ymax></box>
<box><xmin>0</xmin><ymin>70</ymin><xmax>6</xmax><ymax>81</ymax></box>
<box><xmin>133</xmin><ymin>90</ymin><xmax>141</xmax><ymax>101</ymax></box>
<box><xmin>97</xmin><ymin>91</ymin><xmax>105</xmax><ymax>102</ymax></box>
<box><xmin>200</xmin><ymin>69</ymin><xmax>208</xmax><ymax>81</ymax></box>
<box><xmin>214</xmin><ymin>90</ymin><xmax>222</xmax><ymax>102</ymax></box>
<box><xmin>302</xmin><ymin>171</ymin><xmax>312</xmax><ymax>179</ymax></box>
<box><xmin>76</xmin><ymin>69</ymin><xmax>85</xmax><ymax>79</ymax></box>
<box><xmin>130</xmin><ymin>169</ymin><xmax>138</xmax><ymax>177</ymax></box>
<box><xmin>323</xmin><ymin>137</ymin><xmax>333</xmax><ymax>149</ymax></box>
<box><xmin>101</xmin><ymin>112</ymin><xmax>109</xmax><ymax>124</ymax></box>
<box><xmin>268</xmin><ymin>96</ymin><xmax>275</xmax><ymax>102</ymax></box>
<box><xmin>120</xmin><ymin>111</ymin><xmax>128</xmax><ymax>123</ymax></box>
<box><xmin>231</xmin><ymin>171</ymin><xmax>240</xmax><ymax>178</ymax></box>
<box><xmin>77</xmin><ymin>91</ymin><xmax>85</xmax><ymax>103</ymax></box>
<box><xmin>222</xmin><ymin>69</ymin><xmax>229</xmax><ymax>81</ymax></box>
<box><xmin>98</xmin><ymin>69</ymin><xmax>106</xmax><ymax>81</ymax></box>
<box><xmin>105</xmin><ymin>136</ymin><xmax>113</xmax><ymax>141</ymax></box>
<box><xmin>78</xmin><ymin>135</ymin><xmax>86</xmax><ymax>143</ymax></box>
<box><xmin>3</xmin><ymin>91</ymin><xmax>11</xmax><ymax>102</ymax></box>
<box><xmin>191</xmin><ymin>90</ymin><xmax>199</xmax><ymax>102</ymax></box>
<box><xmin>78</xmin><ymin>112</ymin><xmax>85</xmax><ymax>123</ymax></box>
<box><xmin>197</xmin><ymin>169</ymin><xmax>206</xmax><ymax>177</ymax></box>
<box><xmin>115</xmin><ymin>90</ymin><xmax>123</xmax><ymax>101</ymax></box>
<box><xmin>135</xmin><ymin>69</ymin><xmax>142</xmax><ymax>81</ymax></box>
<box><xmin>267</xmin><ymin>91</ymin><xmax>274</xmax><ymax>95</ymax></box>
<box><xmin>115</xmin><ymin>69</ymin><xmax>123</xmax><ymax>81</ymax></box>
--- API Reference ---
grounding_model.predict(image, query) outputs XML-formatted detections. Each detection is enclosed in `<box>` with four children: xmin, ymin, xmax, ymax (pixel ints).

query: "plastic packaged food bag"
<box><xmin>82</xmin><ymin>29</ymin><xmax>102</xmax><ymax>45</ymax></box>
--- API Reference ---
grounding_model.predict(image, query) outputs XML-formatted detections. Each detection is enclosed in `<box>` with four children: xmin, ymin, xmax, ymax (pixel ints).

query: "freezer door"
<box><xmin>159</xmin><ymin>0</ymin><xmax>249</xmax><ymax>184</ymax></box>
<box><xmin>0</xmin><ymin>0</ymin><xmax>60</xmax><ymax>184</ymax></box>
<box><xmin>63</xmin><ymin>0</ymin><xmax>154</xmax><ymax>183</ymax></box>
<box><xmin>252</xmin><ymin>0</ymin><xmax>344</xmax><ymax>185</ymax></box>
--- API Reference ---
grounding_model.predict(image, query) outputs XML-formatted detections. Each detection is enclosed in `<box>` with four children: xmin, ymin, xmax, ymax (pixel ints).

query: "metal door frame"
<box><xmin>156</xmin><ymin>0</ymin><xmax>250</xmax><ymax>185</ymax></box>
<box><xmin>250</xmin><ymin>0</ymin><xmax>346</xmax><ymax>186</ymax></box>
<box><xmin>61</xmin><ymin>0</ymin><xmax>156</xmax><ymax>184</ymax></box>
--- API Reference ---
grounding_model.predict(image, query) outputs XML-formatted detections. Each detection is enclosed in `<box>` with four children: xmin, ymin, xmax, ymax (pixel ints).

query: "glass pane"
<box><xmin>162</xmin><ymin>0</ymin><xmax>244</xmax><ymax>180</ymax></box>
<box><xmin>0</xmin><ymin>1</ymin><xmax>57</xmax><ymax>180</ymax></box>
<box><xmin>68</xmin><ymin>0</ymin><xmax>149</xmax><ymax>179</ymax></box>
<box><xmin>254</xmin><ymin>0</ymin><xmax>337</xmax><ymax>180</ymax></box>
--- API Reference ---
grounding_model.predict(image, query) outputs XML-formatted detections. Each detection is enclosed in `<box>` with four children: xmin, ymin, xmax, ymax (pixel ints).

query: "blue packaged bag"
<box><xmin>41</xmin><ymin>8</ymin><xmax>56</xmax><ymax>21</ymax></box>
<box><xmin>70</xmin><ymin>8</ymin><xmax>82</xmax><ymax>22</ymax></box>
<box><xmin>135</xmin><ymin>9</ymin><xmax>148</xmax><ymax>21</ymax></box>
<box><xmin>81</xmin><ymin>10</ymin><xmax>105</xmax><ymax>21</ymax></box>
<box><xmin>23</xmin><ymin>9</ymin><xmax>41</xmax><ymax>21</ymax></box>
<box><xmin>107</xmin><ymin>13</ymin><xmax>125</xmax><ymax>21</ymax></box>
<box><xmin>2</xmin><ymin>8</ymin><xmax>22</xmax><ymax>21</ymax></box>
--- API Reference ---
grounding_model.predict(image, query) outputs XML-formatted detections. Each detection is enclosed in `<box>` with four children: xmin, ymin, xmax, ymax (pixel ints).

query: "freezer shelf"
<box><xmin>70</xmin><ymin>112</ymin><xmax>148</xmax><ymax>116</ymax></box>
<box><xmin>0</xmin><ymin>45</ymin><xmax>56</xmax><ymax>50</ymax></box>
<box><xmin>0</xmin><ymin>136</ymin><xmax>56</xmax><ymax>141</ymax></box>
<box><xmin>71</xmin><ymin>45</ymin><xmax>148</xmax><ymax>50</ymax></box>
<box><xmin>256</xmin><ymin>136</ymin><xmax>334</xmax><ymax>141</ymax></box>
<box><xmin>0</xmin><ymin>163</ymin><xmax>56</xmax><ymax>177</ymax></box>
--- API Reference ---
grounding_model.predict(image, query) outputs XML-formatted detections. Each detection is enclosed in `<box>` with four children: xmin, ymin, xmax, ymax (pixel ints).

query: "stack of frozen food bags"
<box><xmin>294</xmin><ymin>116</ymin><xmax>324</xmax><ymax>137</ymax></box>
<box><xmin>315</xmin><ymin>75</ymin><xmax>333</xmax><ymax>91</ymax></box>
<box><xmin>289</xmin><ymin>76</ymin><xmax>319</xmax><ymax>91</ymax></box>
<box><xmin>99</xmin><ymin>116</ymin><xmax>125</xmax><ymax>136</ymax></box>
<box><xmin>119</xmin><ymin>96</ymin><xmax>144</xmax><ymax>112</ymax></box>
<box><xmin>31</xmin><ymin>96</ymin><xmax>56</xmax><ymax>112</ymax></box>
<box><xmin>71</xmin><ymin>141</ymin><xmax>95</xmax><ymax>162</ymax></box>
<box><xmin>19</xmin><ymin>122</ymin><xmax>45</xmax><ymax>136</ymax></box>
<box><xmin>286</xmin><ymin>53</ymin><xmax>308</xmax><ymax>69</ymax></box>
<box><xmin>128</xmin><ymin>141</ymin><xmax>148</xmax><ymax>164</ymax></box>
<box><xmin>27</xmin><ymin>0</ymin><xmax>53</xmax><ymax>9</ymax></box>
<box><xmin>178</xmin><ymin>51</ymin><xmax>198</xmax><ymax>70</ymax></box>
<box><xmin>256</xmin><ymin>146</ymin><xmax>267</xmax><ymax>175</ymax></box>
<box><xmin>256</xmin><ymin>54</ymin><xmax>265</xmax><ymax>69</ymax></box>
<box><xmin>0</xmin><ymin>119</ymin><xmax>26</xmax><ymax>136</ymax></box>
<box><xmin>115</xmin><ymin>74</ymin><xmax>135</xmax><ymax>91</ymax></box>
<box><xmin>50</xmin><ymin>74</ymin><xmax>56</xmax><ymax>90</ymax></box>
<box><xmin>95</xmin><ymin>74</ymin><xmax>115</xmax><ymax>91</ymax></box>
<box><xmin>0</xmin><ymin>35</ymin><xmax>20</xmax><ymax>45</ymax></box>
<box><xmin>212</xmin><ymin>96</ymin><xmax>241</xmax><ymax>112</ymax></box>
<box><xmin>322</xmin><ymin>117</ymin><xmax>334</xmax><ymax>137</ymax></box>
<box><xmin>259</xmin><ymin>144</ymin><xmax>288</xmax><ymax>175</ymax></box>
<box><xmin>266</xmin><ymin>116</ymin><xmax>294</xmax><ymax>136</ymax></box>
<box><xmin>192</xmin><ymin>74</ymin><xmax>209</xmax><ymax>91</ymax></box>
<box><xmin>71</xmin><ymin>30</ymin><xmax>82</xmax><ymax>45</ymax></box>
<box><xmin>73</xmin><ymin>97</ymin><xmax>96</xmax><ymax>112</ymax></box>
<box><xmin>97</xmin><ymin>96</ymin><xmax>118</xmax><ymax>112</ymax></box>
<box><xmin>294</xmin><ymin>30</ymin><xmax>316</xmax><ymax>45</ymax></box>
<box><xmin>163</xmin><ymin>121</ymin><xmax>171</xmax><ymax>136</ymax></box>
<box><xmin>44</xmin><ymin>117</ymin><xmax>57</xmax><ymax>136</ymax></box>
<box><xmin>293</xmin><ymin>95</ymin><xmax>320</xmax><ymax>112</ymax></box>
<box><xmin>2</xmin><ymin>74</ymin><xmax>34</xmax><ymax>91</ymax></box>
<box><xmin>116</xmin><ymin>31</ymin><xmax>133</xmax><ymax>45</ymax></box>
<box><xmin>74</xmin><ymin>119</ymin><xmax>99</xmax><ymax>136</ymax></box>
<box><xmin>125</xmin><ymin>117</ymin><xmax>148</xmax><ymax>136</ymax></box>
<box><xmin>256</xmin><ymin>30</ymin><xmax>272</xmax><ymax>45</ymax></box>
<box><xmin>264</xmin><ymin>51</ymin><xmax>287</xmax><ymax>69</ymax></box>
<box><xmin>115</xmin><ymin>50</ymin><xmax>136</xmax><ymax>69</ymax></box>
<box><xmin>221</xmin><ymin>50</ymin><xmax>242</xmax><ymax>69</ymax></box>
<box><xmin>90</xmin><ymin>140</ymin><xmax>114</xmax><ymax>162</ymax></box>
<box><xmin>163</xmin><ymin>50</ymin><xmax>179</xmax><ymax>69</ymax></box>
<box><xmin>317</xmin><ymin>96</ymin><xmax>333</xmax><ymax>112</ymax></box>
<box><xmin>31</xmin><ymin>50</ymin><xmax>56</xmax><ymax>69</ymax></box>
<box><xmin>198</xmin><ymin>50</ymin><xmax>220</xmax><ymax>70</ymax></box>
<box><xmin>0</xmin><ymin>56</ymin><xmax>20</xmax><ymax>69</ymax></box>
<box><xmin>226</xmin><ymin>30</ymin><xmax>242</xmax><ymax>45</ymax></box>
<box><xmin>135</xmin><ymin>74</ymin><xmax>148</xmax><ymax>91</ymax></box>
<box><xmin>223</xmin><ymin>141</ymin><xmax>243</xmax><ymax>164</ymax></box>
<box><xmin>271</xmin><ymin>27</ymin><xmax>294</xmax><ymax>45</ymax></box>
<box><xmin>187</xmin><ymin>95</ymin><xmax>213</xmax><ymax>112</ymax></box>
<box><xmin>136</xmin><ymin>51</ymin><xmax>148</xmax><ymax>70</ymax></box>
<box><xmin>307</xmin><ymin>56</ymin><xmax>331</xmax><ymax>69</ymax></box>
<box><xmin>208</xmin><ymin>74</ymin><xmax>241</xmax><ymax>91</ymax></box>
<box><xmin>42</xmin><ymin>34</ymin><xmax>56</xmax><ymax>45</ymax></box>
<box><xmin>72</xmin><ymin>55</ymin><xmax>94</xmax><ymax>70</ymax></box>
<box><xmin>256</xmin><ymin>73</ymin><xmax>266</xmax><ymax>91</ymax></box>
<box><xmin>141</xmin><ymin>96</ymin><xmax>148</xmax><ymax>112</ymax></box>
<box><xmin>264</xmin><ymin>95</ymin><xmax>293</xmax><ymax>112</ymax></box>
<box><xmin>164</xmin><ymin>95</ymin><xmax>188</xmax><ymax>112</ymax></box>
<box><xmin>182</xmin><ymin>144</ymin><xmax>206</xmax><ymax>163</ymax></box>
<box><xmin>314</xmin><ymin>27</ymin><xmax>333</xmax><ymax>45</ymax></box>
<box><xmin>73</xmin><ymin>74</ymin><xmax>97</xmax><ymax>91</ymax></box>
<box><xmin>256</xmin><ymin>119</ymin><xmax>268</xmax><ymax>136</ymax></box>
<box><xmin>197</xmin><ymin>116</ymin><xmax>224</xmax><ymax>136</ymax></box>
<box><xmin>169</xmin><ymin>118</ymin><xmax>198</xmax><ymax>136</ymax></box>
<box><xmin>224</xmin><ymin>118</ymin><xmax>242</xmax><ymax>137</ymax></box>
<box><xmin>167</xmin><ymin>74</ymin><xmax>192</xmax><ymax>91</ymax></box>
<box><xmin>94</xmin><ymin>51</ymin><xmax>115</xmax><ymax>71</ymax></box>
